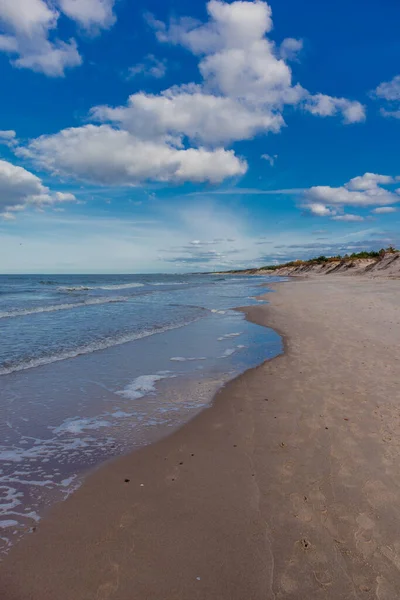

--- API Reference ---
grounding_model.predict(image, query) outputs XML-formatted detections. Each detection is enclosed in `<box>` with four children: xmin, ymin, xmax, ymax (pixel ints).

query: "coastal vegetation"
<box><xmin>223</xmin><ymin>247</ymin><xmax>398</xmax><ymax>274</ymax></box>
<box><xmin>261</xmin><ymin>247</ymin><xmax>397</xmax><ymax>271</ymax></box>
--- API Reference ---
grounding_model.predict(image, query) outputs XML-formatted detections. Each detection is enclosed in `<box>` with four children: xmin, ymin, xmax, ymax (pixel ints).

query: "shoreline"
<box><xmin>2</xmin><ymin>276</ymin><xmax>400</xmax><ymax>599</ymax></box>
<box><xmin>0</xmin><ymin>275</ymin><xmax>282</xmax><ymax>555</ymax></box>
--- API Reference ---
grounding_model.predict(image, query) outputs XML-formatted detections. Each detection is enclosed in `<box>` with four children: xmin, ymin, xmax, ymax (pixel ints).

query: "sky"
<box><xmin>0</xmin><ymin>0</ymin><xmax>400</xmax><ymax>274</ymax></box>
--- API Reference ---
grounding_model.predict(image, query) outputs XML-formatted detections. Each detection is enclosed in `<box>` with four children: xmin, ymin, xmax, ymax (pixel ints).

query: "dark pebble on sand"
<box><xmin>124</xmin><ymin>479</ymin><xmax>130</xmax><ymax>483</ymax></box>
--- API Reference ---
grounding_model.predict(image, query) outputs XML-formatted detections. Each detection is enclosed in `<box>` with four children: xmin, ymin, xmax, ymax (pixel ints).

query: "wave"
<box><xmin>170</xmin><ymin>356</ymin><xmax>207</xmax><ymax>362</ymax></box>
<box><xmin>57</xmin><ymin>286</ymin><xmax>90</xmax><ymax>292</ymax></box>
<box><xmin>58</xmin><ymin>283</ymin><xmax>144</xmax><ymax>292</ymax></box>
<box><xmin>150</xmin><ymin>282</ymin><xmax>188</xmax><ymax>286</ymax></box>
<box><xmin>0</xmin><ymin>297</ymin><xmax>127</xmax><ymax>319</ymax></box>
<box><xmin>0</xmin><ymin>319</ymin><xmax>199</xmax><ymax>376</ymax></box>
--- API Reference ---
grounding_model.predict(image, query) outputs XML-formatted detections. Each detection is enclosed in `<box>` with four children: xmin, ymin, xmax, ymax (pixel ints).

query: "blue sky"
<box><xmin>0</xmin><ymin>0</ymin><xmax>399</xmax><ymax>273</ymax></box>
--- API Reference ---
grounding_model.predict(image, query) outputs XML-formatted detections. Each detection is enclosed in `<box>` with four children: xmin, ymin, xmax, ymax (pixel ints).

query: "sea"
<box><xmin>0</xmin><ymin>273</ymin><xmax>282</xmax><ymax>554</ymax></box>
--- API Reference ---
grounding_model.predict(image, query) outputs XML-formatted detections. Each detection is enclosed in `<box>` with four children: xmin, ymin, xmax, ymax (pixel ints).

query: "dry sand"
<box><xmin>1</xmin><ymin>276</ymin><xmax>400</xmax><ymax>599</ymax></box>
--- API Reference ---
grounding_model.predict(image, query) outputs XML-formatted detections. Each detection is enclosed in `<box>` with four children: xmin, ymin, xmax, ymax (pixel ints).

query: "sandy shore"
<box><xmin>1</xmin><ymin>276</ymin><xmax>400</xmax><ymax>599</ymax></box>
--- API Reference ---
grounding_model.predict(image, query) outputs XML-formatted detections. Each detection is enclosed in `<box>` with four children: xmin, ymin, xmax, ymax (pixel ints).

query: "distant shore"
<box><xmin>2</xmin><ymin>276</ymin><xmax>400</xmax><ymax>599</ymax></box>
<box><xmin>217</xmin><ymin>249</ymin><xmax>400</xmax><ymax>278</ymax></box>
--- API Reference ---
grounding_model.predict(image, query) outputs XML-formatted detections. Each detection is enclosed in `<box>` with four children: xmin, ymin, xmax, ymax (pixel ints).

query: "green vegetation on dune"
<box><xmin>221</xmin><ymin>247</ymin><xmax>398</xmax><ymax>274</ymax></box>
<box><xmin>261</xmin><ymin>247</ymin><xmax>397</xmax><ymax>271</ymax></box>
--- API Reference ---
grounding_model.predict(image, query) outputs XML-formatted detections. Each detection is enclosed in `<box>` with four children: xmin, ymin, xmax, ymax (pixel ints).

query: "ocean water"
<box><xmin>0</xmin><ymin>273</ymin><xmax>282</xmax><ymax>554</ymax></box>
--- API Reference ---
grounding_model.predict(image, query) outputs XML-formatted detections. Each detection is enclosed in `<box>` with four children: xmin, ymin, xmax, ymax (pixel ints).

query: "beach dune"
<box><xmin>1</xmin><ymin>276</ymin><xmax>400</xmax><ymax>599</ymax></box>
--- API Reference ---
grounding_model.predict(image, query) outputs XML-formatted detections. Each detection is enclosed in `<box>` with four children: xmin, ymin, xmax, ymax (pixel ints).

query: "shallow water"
<box><xmin>0</xmin><ymin>273</ymin><xmax>282</xmax><ymax>554</ymax></box>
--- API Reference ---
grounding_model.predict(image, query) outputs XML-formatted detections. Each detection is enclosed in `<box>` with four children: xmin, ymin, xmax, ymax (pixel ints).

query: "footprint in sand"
<box><xmin>291</xmin><ymin>492</ymin><xmax>314</xmax><ymax>523</ymax></box>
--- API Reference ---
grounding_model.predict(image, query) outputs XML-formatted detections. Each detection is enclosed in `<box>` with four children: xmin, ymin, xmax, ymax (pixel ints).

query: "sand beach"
<box><xmin>1</xmin><ymin>275</ymin><xmax>400</xmax><ymax>599</ymax></box>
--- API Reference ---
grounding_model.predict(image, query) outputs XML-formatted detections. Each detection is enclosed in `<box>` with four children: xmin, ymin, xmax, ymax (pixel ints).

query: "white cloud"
<box><xmin>127</xmin><ymin>54</ymin><xmax>167</xmax><ymax>79</ymax></box>
<box><xmin>303</xmin><ymin>93</ymin><xmax>366</xmax><ymax>124</ymax></box>
<box><xmin>302</xmin><ymin>172</ymin><xmax>400</xmax><ymax>220</ymax></box>
<box><xmin>0</xmin><ymin>130</ymin><xmax>16</xmax><ymax>140</ymax></box>
<box><xmin>304</xmin><ymin>203</ymin><xmax>336</xmax><ymax>217</ymax></box>
<box><xmin>279</xmin><ymin>37</ymin><xmax>303</xmax><ymax>62</ymax></box>
<box><xmin>57</xmin><ymin>0</ymin><xmax>116</xmax><ymax>30</ymax></box>
<box><xmin>0</xmin><ymin>0</ymin><xmax>82</xmax><ymax>76</ymax></box>
<box><xmin>0</xmin><ymin>158</ymin><xmax>76</xmax><ymax>218</ymax></box>
<box><xmin>380</xmin><ymin>108</ymin><xmax>400</xmax><ymax>119</ymax></box>
<box><xmin>0</xmin><ymin>0</ymin><xmax>117</xmax><ymax>75</ymax></box>
<box><xmin>372</xmin><ymin>75</ymin><xmax>400</xmax><ymax>119</ymax></box>
<box><xmin>261</xmin><ymin>153</ymin><xmax>277</xmax><ymax>166</ymax></box>
<box><xmin>372</xmin><ymin>206</ymin><xmax>397</xmax><ymax>214</ymax></box>
<box><xmin>374</xmin><ymin>75</ymin><xmax>400</xmax><ymax>101</ymax></box>
<box><xmin>0</xmin><ymin>0</ymin><xmax>56</xmax><ymax>35</ymax></box>
<box><xmin>19</xmin><ymin>124</ymin><xmax>247</xmax><ymax>185</ymax></box>
<box><xmin>90</xmin><ymin>0</ymin><xmax>365</xmax><ymax>150</ymax></box>
<box><xmin>91</xmin><ymin>88</ymin><xmax>284</xmax><ymax>146</ymax></box>
<box><xmin>306</xmin><ymin>174</ymin><xmax>399</xmax><ymax>207</ymax></box>
<box><xmin>332</xmin><ymin>214</ymin><xmax>365</xmax><ymax>222</ymax></box>
<box><xmin>0</xmin><ymin>130</ymin><xmax>17</xmax><ymax>147</ymax></box>
<box><xmin>14</xmin><ymin>0</ymin><xmax>366</xmax><ymax>185</ymax></box>
<box><xmin>347</xmin><ymin>173</ymin><xmax>395</xmax><ymax>191</ymax></box>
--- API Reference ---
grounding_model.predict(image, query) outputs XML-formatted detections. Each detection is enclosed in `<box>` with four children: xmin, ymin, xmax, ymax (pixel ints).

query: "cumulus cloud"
<box><xmin>19</xmin><ymin>125</ymin><xmax>247</xmax><ymax>185</ymax></box>
<box><xmin>91</xmin><ymin>87</ymin><xmax>284</xmax><ymax>146</ymax></box>
<box><xmin>372</xmin><ymin>74</ymin><xmax>400</xmax><ymax>119</ymax></box>
<box><xmin>127</xmin><ymin>54</ymin><xmax>167</xmax><ymax>79</ymax></box>
<box><xmin>0</xmin><ymin>130</ymin><xmax>16</xmax><ymax>140</ymax></box>
<box><xmin>14</xmin><ymin>0</ymin><xmax>365</xmax><ymax>185</ymax></box>
<box><xmin>0</xmin><ymin>130</ymin><xmax>17</xmax><ymax>147</ymax></box>
<box><xmin>305</xmin><ymin>203</ymin><xmax>336</xmax><ymax>217</ymax></box>
<box><xmin>0</xmin><ymin>0</ymin><xmax>116</xmax><ymax>75</ymax></box>
<box><xmin>0</xmin><ymin>0</ymin><xmax>82</xmax><ymax>76</ymax></box>
<box><xmin>303</xmin><ymin>94</ymin><xmax>366</xmax><ymax>124</ymax></box>
<box><xmin>0</xmin><ymin>158</ymin><xmax>77</xmax><ymax>219</ymax></box>
<box><xmin>302</xmin><ymin>172</ymin><xmax>400</xmax><ymax>220</ymax></box>
<box><xmin>91</xmin><ymin>0</ymin><xmax>365</xmax><ymax>148</ymax></box>
<box><xmin>57</xmin><ymin>0</ymin><xmax>116</xmax><ymax>30</ymax></box>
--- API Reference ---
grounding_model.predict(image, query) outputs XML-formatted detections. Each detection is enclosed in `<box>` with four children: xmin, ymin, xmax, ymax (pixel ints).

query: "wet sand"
<box><xmin>1</xmin><ymin>276</ymin><xmax>400</xmax><ymax>599</ymax></box>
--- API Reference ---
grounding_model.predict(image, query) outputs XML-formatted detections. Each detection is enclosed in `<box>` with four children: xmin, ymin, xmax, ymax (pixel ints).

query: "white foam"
<box><xmin>217</xmin><ymin>332</ymin><xmax>242</xmax><ymax>341</ymax></box>
<box><xmin>60</xmin><ymin>476</ymin><xmax>76</xmax><ymax>488</ymax></box>
<box><xmin>211</xmin><ymin>309</ymin><xmax>227</xmax><ymax>315</ymax></box>
<box><xmin>0</xmin><ymin>320</ymin><xmax>197</xmax><ymax>376</ymax></box>
<box><xmin>0</xmin><ymin>297</ymin><xmax>127</xmax><ymax>319</ymax></box>
<box><xmin>151</xmin><ymin>282</ymin><xmax>188</xmax><ymax>286</ymax></box>
<box><xmin>221</xmin><ymin>345</ymin><xmax>246</xmax><ymax>358</ymax></box>
<box><xmin>116</xmin><ymin>372</ymin><xmax>175</xmax><ymax>400</ymax></box>
<box><xmin>110</xmin><ymin>410</ymin><xmax>131</xmax><ymax>418</ymax></box>
<box><xmin>52</xmin><ymin>417</ymin><xmax>110</xmax><ymax>435</ymax></box>
<box><xmin>170</xmin><ymin>357</ymin><xmax>207</xmax><ymax>362</ymax></box>
<box><xmin>58</xmin><ymin>283</ymin><xmax>144</xmax><ymax>292</ymax></box>
<box><xmin>221</xmin><ymin>348</ymin><xmax>236</xmax><ymax>357</ymax></box>
<box><xmin>0</xmin><ymin>486</ymin><xmax>23</xmax><ymax>511</ymax></box>
<box><xmin>0</xmin><ymin>520</ymin><xmax>18</xmax><ymax>529</ymax></box>
<box><xmin>96</xmin><ymin>283</ymin><xmax>144</xmax><ymax>290</ymax></box>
